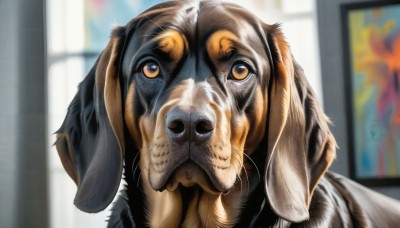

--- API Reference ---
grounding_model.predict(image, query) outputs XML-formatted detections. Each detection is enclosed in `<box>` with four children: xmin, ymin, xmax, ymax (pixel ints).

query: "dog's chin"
<box><xmin>150</xmin><ymin>161</ymin><xmax>236</xmax><ymax>194</ymax></box>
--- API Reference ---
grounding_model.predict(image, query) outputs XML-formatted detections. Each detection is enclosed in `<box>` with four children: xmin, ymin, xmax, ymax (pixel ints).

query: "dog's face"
<box><xmin>56</xmin><ymin>1</ymin><xmax>336</xmax><ymax>226</ymax></box>
<box><xmin>122</xmin><ymin>3</ymin><xmax>270</xmax><ymax>194</ymax></box>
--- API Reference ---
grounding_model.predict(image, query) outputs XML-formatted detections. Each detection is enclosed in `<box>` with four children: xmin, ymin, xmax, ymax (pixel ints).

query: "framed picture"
<box><xmin>341</xmin><ymin>0</ymin><xmax>400</xmax><ymax>186</ymax></box>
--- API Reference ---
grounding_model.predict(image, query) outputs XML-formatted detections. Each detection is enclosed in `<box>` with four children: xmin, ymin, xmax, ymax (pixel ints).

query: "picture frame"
<box><xmin>341</xmin><ymin>0</ymin><xmax>400</xmax><ymax>186</ymax></box>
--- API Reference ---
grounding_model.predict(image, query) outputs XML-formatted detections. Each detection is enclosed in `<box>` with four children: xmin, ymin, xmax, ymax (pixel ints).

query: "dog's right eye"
<box><xmin>142</xmin><ymin>62</ymin><xmax>160</xmax><ymax>79</ymax></box>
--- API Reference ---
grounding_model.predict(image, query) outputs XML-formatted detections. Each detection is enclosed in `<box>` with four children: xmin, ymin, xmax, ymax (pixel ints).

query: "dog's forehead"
<box><xmin>130</xmin><ymin>2</ymin><xmax>260</xmax><ymax>51</ymax></box>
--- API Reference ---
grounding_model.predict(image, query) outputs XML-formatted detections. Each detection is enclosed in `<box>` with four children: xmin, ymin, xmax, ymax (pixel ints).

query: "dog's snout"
<box><xmin>166</xmin><ymin>107</ymin><xmax>215</xmax><ymax>144</ymax></box>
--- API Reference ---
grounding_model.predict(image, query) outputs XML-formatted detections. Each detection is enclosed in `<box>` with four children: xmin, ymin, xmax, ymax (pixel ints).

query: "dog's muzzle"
<box><xmin>148</xmin><ymin>103</ymin><xmax>237</xmax><ymax>194</ymax></box>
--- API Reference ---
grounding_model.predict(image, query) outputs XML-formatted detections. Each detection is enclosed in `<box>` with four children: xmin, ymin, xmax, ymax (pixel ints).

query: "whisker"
<box><xmin>132</xmin><ymin>148</ymin><xmax>145</xmax><ymax>177</ymax></box>
<box><xmin>131</xmin><ymin>148</ymin><xmax>143</xmax><ymax>173</ymax></box>
<box><xmin>132</xmin><ymin>162</ymin><xmax>141</xmax><ymax>180</ymax></box>
<box><xmin>230</xmin><ymin>153</ymin><xmax>244</xmax><ymax>193</ymax></box>
<box><xmin>132</xmin><ymin>146</ymin><xmax>151</xmax><ymax>189</ymax></box>
<box><xmin>243</xmin><ymin>152</ymin><xmax>261</xmax><ymax>182</ymax></box>
<box><xmin>241</xmin><ymin>162</ymin><xmax>250</xmax><ymax>192</ymax></box>
<box><xmin>232</xmin><ymin>150</ymin><xmax>251</xmax><ymax>193</ymax></box>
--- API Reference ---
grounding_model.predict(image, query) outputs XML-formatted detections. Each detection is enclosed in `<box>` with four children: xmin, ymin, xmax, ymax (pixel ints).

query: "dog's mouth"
<box><xmin>150</xmin><ymin>160</ymin><xmax>236</xmax><ymax>194</ymax></box>
<box><xmin>165</xmin><ymin>161</ymin><xmax>220</xmax><ymax>194</ymax></box>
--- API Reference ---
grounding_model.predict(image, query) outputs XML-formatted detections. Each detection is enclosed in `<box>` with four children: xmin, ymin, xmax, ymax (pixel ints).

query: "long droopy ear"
<box><xmin>55</xmin><ymin>29</ymin><xmax>125</xmax><ymax>213</ymax></box>
<box><xmin>264</xmin><ymin>25</ymin><xmax>336</xmax><ymax>223</ymax></box>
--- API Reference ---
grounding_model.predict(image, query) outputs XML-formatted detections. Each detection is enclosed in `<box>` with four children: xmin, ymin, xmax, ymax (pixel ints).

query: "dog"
<box><xmin>55</xmin><ymin>0</ymin><xmax>400</xmax><ymax>227</ymax></box>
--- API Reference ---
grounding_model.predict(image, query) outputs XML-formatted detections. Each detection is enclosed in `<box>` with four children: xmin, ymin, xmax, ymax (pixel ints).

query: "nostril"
<box><xmin>166</xmin><ymin>107</ymin><xmax>214</xmax><ymax>143</ymax></box>
<box><xmin>195</xmin><ymin>120</ymin><xmax>214</xmax><ymax>135</ymax></box>
<box><xmin>168</xmin><ymin>119</ymin><xmax>185</xmax><ymax>134</ymax></box>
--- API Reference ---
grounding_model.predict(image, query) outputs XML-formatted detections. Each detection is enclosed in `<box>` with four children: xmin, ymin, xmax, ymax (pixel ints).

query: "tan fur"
<box><xmin>125</xmin><ymin>84</ymin><xmax>144</xmax><ymax>149</ymax></box>
<box><xmin>101</xmin><ymin>37</ymin><xmax>125</xmax><ymax>157</ymax></box>
<box><xmin>55</xmin><ymin>133</ymin><xmax>79</xmax><ymax>184</ymax></box>
<box><xmin>243</xmin><ymin>86</ymin><xmax>268</xmax><ymax>154</ymax></box>
<box><xmin>207</xmin><ymin>30</ymin><xmax>239</xmax><ymax>61</ymax></box>
<box><xmin>157</xmin><ymin>30</ymin><xmax>188</xmax><ymax>63</ymax></box>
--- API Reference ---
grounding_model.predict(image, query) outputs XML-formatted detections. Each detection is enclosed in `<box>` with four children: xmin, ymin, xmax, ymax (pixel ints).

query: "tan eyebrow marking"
<box><xmin>157</xmin><ymin>30</ymin><xmax>188</xmax><ymax>61</ymax></box>
<box><xmin>207</xmin><ymin>30</ymin><xmax>239</xmax><ymax>60</ymax></box>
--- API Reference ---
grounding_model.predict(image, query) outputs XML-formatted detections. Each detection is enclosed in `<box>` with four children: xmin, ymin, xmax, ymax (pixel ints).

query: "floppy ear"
<box><xmin>55</xmin><ymin>28</ymin><xmax>126</xmax><ymax>213</ymax></box>
<box><xmin>264</xmin><ymin>25</ymin><xmax>336</xmax><ymax>223</ymax></box>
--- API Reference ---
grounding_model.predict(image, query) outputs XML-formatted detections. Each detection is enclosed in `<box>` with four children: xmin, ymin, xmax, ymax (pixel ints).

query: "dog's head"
<box><xmin>55</xmin><ymin>0</ymin><xmax>336</xmax><ymax>224</ymax></box>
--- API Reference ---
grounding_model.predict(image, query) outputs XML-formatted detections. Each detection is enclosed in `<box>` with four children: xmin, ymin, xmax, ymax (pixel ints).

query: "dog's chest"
<box><xmin>145</xmin><ymin>186</ymin><xmax>245</xmax><ymax>228</ymax></box>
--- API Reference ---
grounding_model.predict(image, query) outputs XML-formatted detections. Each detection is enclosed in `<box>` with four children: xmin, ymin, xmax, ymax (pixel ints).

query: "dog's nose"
<box><xmin>166</xmin><ymin>107</ymin><xmax>215</xmax><ymax>144</ymax></box>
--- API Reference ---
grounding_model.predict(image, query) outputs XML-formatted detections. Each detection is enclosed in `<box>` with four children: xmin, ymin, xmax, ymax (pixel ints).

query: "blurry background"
<box><xmin>0</xmin><ymin>0</ymin><xmax>399</xmax><ymax>227</ymax></box>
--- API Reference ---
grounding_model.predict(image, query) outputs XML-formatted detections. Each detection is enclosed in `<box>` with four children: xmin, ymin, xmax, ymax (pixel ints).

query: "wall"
<box><xmin>0</xmin><ymin>0</ymin><xmax>48</xmax><ymax>227</ymax></box>
<box><xmin>317</xmin><ymin>0</ymin><xmax>400</xmax><ymax>199</ymax></box>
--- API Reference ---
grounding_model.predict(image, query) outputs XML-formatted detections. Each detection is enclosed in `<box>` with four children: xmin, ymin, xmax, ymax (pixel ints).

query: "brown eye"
<box><xmin>142</xmin><ymin>62</ymin><xmax>160</xmax><ymax>78</ymax></box>
<box><xmin>231</xmin><ymin>63</ymin><xmax>250</xmax><ymax>80</ymax></box>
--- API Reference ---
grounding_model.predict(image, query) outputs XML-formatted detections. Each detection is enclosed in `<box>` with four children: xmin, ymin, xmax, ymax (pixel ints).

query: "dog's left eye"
<box><xmin>230</xmin><ymin>63</ymin><xmax>250</xmax><ymax>80</ymax></box>
<box><xmin>142</xmin><ymin>62</ymin><xmax>160</xmax><ymax>79</ymax></box>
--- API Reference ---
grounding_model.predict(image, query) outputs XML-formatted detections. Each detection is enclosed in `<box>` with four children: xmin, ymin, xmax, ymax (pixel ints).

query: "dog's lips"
<box><xmin>150</xmin><ymin>160</ymin><xmax>236</xmax><ymax>194</ymax></box>
<box><xmin>165</xmin><ymin>161</ymin><xmax>220</xmax><ymax>194</ymax></box>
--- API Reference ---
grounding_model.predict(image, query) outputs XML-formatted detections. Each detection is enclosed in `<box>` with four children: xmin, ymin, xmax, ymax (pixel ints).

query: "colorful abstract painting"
<box><xmin>345</xmin><ymin>2</ymin><xmax>400</xmax><ymax>183</ymax></box>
